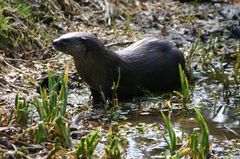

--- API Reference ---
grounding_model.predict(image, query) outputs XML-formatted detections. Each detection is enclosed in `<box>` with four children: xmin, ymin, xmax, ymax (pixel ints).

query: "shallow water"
<box><xmin>117</xmin><ymin>105</ymin><xmax>240</xmax><ymax>158</ymax></box>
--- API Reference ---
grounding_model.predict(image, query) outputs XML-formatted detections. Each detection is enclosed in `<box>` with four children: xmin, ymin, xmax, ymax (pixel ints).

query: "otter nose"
<box><xmin>53</xmin><ymin>39</ymin><xmax>60</xmax><ymax>47</ymax></box>
<box><xmin>53</xmin><ymin>39</ymin><xmax>63</xmax><ymax>51</ymax></box>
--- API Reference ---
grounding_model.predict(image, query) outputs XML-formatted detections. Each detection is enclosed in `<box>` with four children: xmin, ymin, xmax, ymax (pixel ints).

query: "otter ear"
<box><xmin>78</xmin><ymin>36</ymin><xmax>87</xmax><ymax>46</ymax></box>
<box><xmin>79</xmin><ymin>36</ymin><xmax>86</xmax><ymax>41</ymax></box>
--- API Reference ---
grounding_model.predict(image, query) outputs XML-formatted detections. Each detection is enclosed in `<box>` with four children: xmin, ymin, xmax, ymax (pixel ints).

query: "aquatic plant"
<box><xmin>194</xmin><ymin>107</ymin><xmax>210</xmax><ymax>158</ymax></box>
<box><xmin>161</xmin><ymin>111</ymin><xmax>176</xmax><ymax>155</ymax></box>
<box><xmin>34</xmin><ymin>72</ymin><xmax>68</xmax><ymax>122</ymax></box>
<box><xmin>76</xmin><ymin>131</ymin><xmax>101</xmax><ymax>159</ymax></box>
<box><xmin>209</xmin><ymin>63</ymin><xmax>230</xmax><ymax>91</ymax></box>
<box><xmin>111</xmin><ymin>67</ymin><xmax>121</xmax><ymax>106</ymax></box>
<box><xmin>14</xmin><ymin>94</ymin><xmax>29</xmax><ymax>126</ymax></box>
<box><xmin>104</xmin><ymin>137</ymin><xmax>121</xmax><ymax>159</ymax></box>
<box><xmin>162</xmin><ymin>108</ymin><xmax>210</xmax><ymax>158</ymax></box>
<box><xmin>33</xmin><ymin>64</ymin><xmax>71</xmax><ymax>147</ymax></box>
<box><xmin>200</xmin><ymin>35</ymin><xmax>217</xmax><ymax>65</ymax></box>
<box><xmin>174</xmin><ymin>64</ymin><xmax>191</xmax><ymax>107</ymax></box>
<box><xmin>190</xmin><ymin>128</ymin><xmax>199</xmax><ymax>159</ymax></box>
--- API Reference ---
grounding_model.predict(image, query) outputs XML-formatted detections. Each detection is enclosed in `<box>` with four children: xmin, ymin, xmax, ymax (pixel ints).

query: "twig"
<box><xmin>104</xmin><ymin>0</ymin><xmax>111</xmax><ymax>26</ymax></box>
<box><xmin>1</xmin><ymin>58</ymin><xmax>30</xmax><ymax>76</ymax></box>
<box><xmin>0</xmin><ymin>59</ymin><xmax>30</xmax><ymax>92</ymax></box>
<box><xmin>4</xmin><ymin>79</ymin><xmax>28</xmax><ymax>92</ymax></box>
<box><xmin>0</xmin><ymin>56</ymin><xmax>30</xmax><ymax>62</ymax></box>
<box><xmin>224</xmin><ymin>124</ymin><xmax>239</xmax><ymax>136</ymax></box>
<box><xmin>3</xmin><ymin>150</ymin><xmax>31</xmax><ymax>159</ymax></box>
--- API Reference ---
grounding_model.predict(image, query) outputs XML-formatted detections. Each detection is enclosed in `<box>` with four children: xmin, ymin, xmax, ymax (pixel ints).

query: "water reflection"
<box><xmin>119</xmin><ymin>107</ymin><xmax>239</xmax><ymax>158</ymax></box>
<box><xmin>126</xmin><ymin>137</ymin><xmax>144</xmax><ymax>159</ymax></box>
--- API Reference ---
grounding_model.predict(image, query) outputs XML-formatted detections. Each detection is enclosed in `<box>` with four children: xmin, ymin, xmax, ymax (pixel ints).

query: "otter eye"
<box><xmin>61</xmin><ymin>39</ymin><xmax>68</xmax><ymax>44</ymax></box>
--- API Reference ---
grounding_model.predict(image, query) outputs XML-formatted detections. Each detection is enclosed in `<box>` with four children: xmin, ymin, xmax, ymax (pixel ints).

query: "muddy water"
<box><xmin>116</xmin><ymin>105</ymin><xmax>240</xmax><ymax>158</ymax></box>
<box><xmin>125</xmin><ymin>107</ymin><xmax>239</xmax><ymax>140</ymax></box>
<box><xmin>70</xmin><ymin>92</ymin><xmax>239</xmax><ymax>158</ymax></box>
<box><xmin>114</xmin><ymin>80</ymin><xmax>240</xmax><ymax>158</ymax></box>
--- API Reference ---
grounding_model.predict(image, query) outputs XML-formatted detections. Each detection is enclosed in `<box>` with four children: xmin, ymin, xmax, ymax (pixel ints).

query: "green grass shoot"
<box><xmin>161</xmin><ymin>111</ymin><xmax>176</xmax><ymax>155</ymax></box>
<box><xmin>174</xmin><ymin>64</ymin><xmax>191</xmax><ymax>107</ymax></box>
<box><xmin>14</xmin><ymin>94</ymin><xmax>29</xmax><ymax>126</ymax></box>
<box><xmin>194</xmin><ymin>107</ymin><xmax>210</xmax><ymax>158</ymax></box>
<box><xmin>76</xmin><ymin>131</ymin><xmax>101</xmax><ymax>159</ymax></box>
<box><xmin>104</xmin><ymin>137</ymin><xmax>121</xmax><ymax>159</ymax></box>
<box><xmin>32</xmin><ymin>64</ymin><xmax>71</xmax><ymax>147</ymax></box>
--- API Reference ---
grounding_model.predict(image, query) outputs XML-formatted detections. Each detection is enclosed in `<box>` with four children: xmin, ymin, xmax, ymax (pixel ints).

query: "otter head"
<box><xmin>53</xmin><ymin>32</ymin><xmax>112</xmax><ymax>89</ymax></box>
<box><xmin>53</xmin><ymin>32</ymin><xmax>105</xmax><ymax>58</ymax></box>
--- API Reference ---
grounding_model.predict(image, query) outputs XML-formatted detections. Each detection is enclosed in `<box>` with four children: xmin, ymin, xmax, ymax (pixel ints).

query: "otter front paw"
<box><xmin>90</xmin><ymin>88</ymin><xmax>106</xmax><ymax>104</ymax></box>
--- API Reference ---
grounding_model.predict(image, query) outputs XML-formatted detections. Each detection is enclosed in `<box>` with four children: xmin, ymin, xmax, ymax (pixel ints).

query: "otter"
<box><xmin>53</xmin><ymin>32</ymin><xmax>187</xmax><ymax>103</ymax></box>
